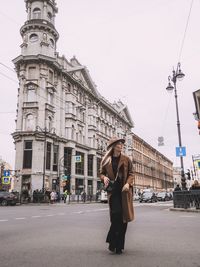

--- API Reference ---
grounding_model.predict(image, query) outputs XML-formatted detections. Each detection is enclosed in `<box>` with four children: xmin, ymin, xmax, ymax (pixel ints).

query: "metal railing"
<box><xmin>173</xmin><ymin>190</ymin><xmax>200</xmax><ymax>209</ymax></box>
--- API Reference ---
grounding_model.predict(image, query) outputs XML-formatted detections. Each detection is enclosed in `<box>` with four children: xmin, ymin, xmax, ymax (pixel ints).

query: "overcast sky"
<box><xmin>0</xmin><ymin>0</ymin><xmax>200</xmax><ymax>172</ymax></box>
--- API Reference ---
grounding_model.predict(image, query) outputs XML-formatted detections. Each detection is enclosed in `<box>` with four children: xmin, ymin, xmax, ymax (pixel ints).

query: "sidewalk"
<box><xmin>170</xmin><ymin>207</ymin><xmax>200</xmax><ymax>213</ymax></box>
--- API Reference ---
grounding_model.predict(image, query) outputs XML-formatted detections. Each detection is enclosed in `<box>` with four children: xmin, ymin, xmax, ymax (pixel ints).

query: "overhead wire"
<box><xmin>159</xmin><ymin>0</ymin><xmax>194</xmax><ymax>147</ymax></box>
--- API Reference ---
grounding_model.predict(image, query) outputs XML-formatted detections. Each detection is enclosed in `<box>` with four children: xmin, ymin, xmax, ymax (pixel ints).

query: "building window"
<box><xmin>46</xmin><ymin>142</ymin><xmax>51</xmax><ymax>170</ymax></box>
<box><xmin>49</xmin><ymin>70</ymin><xmax>54</xmax><ymax>84</ymax></box>
<box><xmin>53</xmin><ymin>145</ymin><xmax>58</xmax><ymax>171</ymax></box>
<box><xmin>48</xmin><ymin>90</ymin><xmax>53</xmax><ymax>105</ymax></box>
<box><xmin>23</xmin><ymin>141</ymin><xmax>32</xmax><ymax>169</ymax></box>
<box><xmin>27</xmin><ymin>85</ymin><xmax>36</xmax><ymax>102</ymax></box>
<box><xmin>97</xmin><ymin>157</ymin><xmax>101</xmax><ymax>177</ymax></box>
<box><xmin>49</xmin><ymin>38</ymin><xmax>54</xmax><ymax>47</ymax></box>
<box><xmin>25</xmin><ymin>114</ymin><xmax>35</xmax><ymax>131</ymax></box>
<box><xmin>64</xmin><ymin>147</ymin><xmax>72</xmax><ymax>176</ymax></box>
<box><xmin>33</xmin><ymin>8</ymin><xmax>41</xmax><ymax>19</ymax></box>
<box><xmin>88</xmin><ymin>155</ymin><xmax>93</xmax><ymax>176</ymax></box>
<box><xmin>28</xmin><ymin>67</ymin><xmax>36</xmax><ymax>79</ymax></box>
<box><xmin>75</xmin><ymin>151</ymin><xmax>84</xmax><ymax>175</ymax></box>
<box><xmin>47</xmin><ymin>12</ymin><xmax>53</xmax><ymax>22</ymax></box>
<box><xmin>29</xmin><ymin>33</ymin><xmax>38</xmax><ymax>42</ymax></box>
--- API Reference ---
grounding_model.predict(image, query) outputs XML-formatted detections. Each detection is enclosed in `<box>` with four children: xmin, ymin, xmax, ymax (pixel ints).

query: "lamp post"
<box><xmin>166</xmin><ymin>62</ymin><xmax>186</xmax><ymax>189</ymax></box>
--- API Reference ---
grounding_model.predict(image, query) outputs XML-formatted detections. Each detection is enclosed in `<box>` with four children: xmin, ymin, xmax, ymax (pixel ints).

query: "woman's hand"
<box><xmin>103</xmin><ymin>176</ymin><xmax>110</xmax><ymax>187</ymax></box>
<box><xmin>122</xmin><ymin>183</ymin><xmax>130</xmax><ymax>192</ymax></box>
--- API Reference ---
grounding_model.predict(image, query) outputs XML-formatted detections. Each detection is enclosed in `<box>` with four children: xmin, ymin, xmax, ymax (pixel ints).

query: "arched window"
<box><xmin>29</xmin><ymin>33</ymin><xmax>38</xmax><ymax>42</ymax></box>
<box><xmin>47</xmin><ymin>117</ymin><xmax>52</xmax><ymax>131</ymax></box>
<box><xmin>26</xmin><ymin>114</ymin><xmax>35</xmax><ymax>131</ymax></box>
<box><xmin>47</xmin><ymin>12</ymin><xmax>53</xmax><ymax>22</ymax></box>
<box><xmin>33</xmin><ymin>8</ymin><xmax>41</xmax><ymax>19</ymax></box>
<box><xmin>49</xmin><ymin>38</ymin><xmax>54</xmax><ymax>47</ymax></box>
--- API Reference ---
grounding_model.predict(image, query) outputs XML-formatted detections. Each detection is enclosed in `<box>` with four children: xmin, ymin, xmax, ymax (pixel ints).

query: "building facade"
<box><xmin>131</xmin><ymin>133</ymin><xmax>174</xmax><ymax>193</ymax></box>
<box><xmin>12</xmin><ymin>0</ymin><xmax>134</xmax><ymax>197</ymax></box>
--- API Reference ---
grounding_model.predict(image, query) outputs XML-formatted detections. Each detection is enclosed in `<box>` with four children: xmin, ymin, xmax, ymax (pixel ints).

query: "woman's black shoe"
<box><xmin>108</xmin><ymin>244</ymin><xmax>115</xmax><ymax>252</ymax></box>
<box><xmin>116</xmin><ymin>249</ymin><xmax>122</xmax><ymax>254</ymax></box>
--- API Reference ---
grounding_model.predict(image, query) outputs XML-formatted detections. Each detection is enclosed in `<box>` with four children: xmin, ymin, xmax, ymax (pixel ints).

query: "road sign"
<box><xmin>3</xmin><ymin>170</ymin><xmax>10</xmax><ymax>177</ymax></box>
<box><xmin>176</xmin><ymin>147</ymin><xmax>186</xmax><ymax>157</ymax></box>
<box><xmin>2</xmin><ymin>177</ymin><xmax>10</xmax><ymax>184</ymax></box>
<box><xmin>75</xmin><ymin>155</ymin><xmax>82</xmax><ymax>163</ymax></box>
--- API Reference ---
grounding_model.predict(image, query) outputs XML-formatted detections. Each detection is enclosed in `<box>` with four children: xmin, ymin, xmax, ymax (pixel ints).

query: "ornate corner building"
<box><xmin>12</xmin><ymin>0</ymin><xmax>134</xmax><ymax>196</ymax></box>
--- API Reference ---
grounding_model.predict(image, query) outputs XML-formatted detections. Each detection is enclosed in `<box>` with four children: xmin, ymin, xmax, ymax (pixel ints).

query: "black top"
<box><xmin>112</xmin><ymin>155</ymin><xmax>120</xmax><ymax>178</ymax></box>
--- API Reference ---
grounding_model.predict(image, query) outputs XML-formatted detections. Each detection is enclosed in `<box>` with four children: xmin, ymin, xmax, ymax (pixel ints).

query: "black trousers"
<box><xmin>106</xmin><ymin>194</ymin><xmax>127</xmax><ymax>250</ymax></box>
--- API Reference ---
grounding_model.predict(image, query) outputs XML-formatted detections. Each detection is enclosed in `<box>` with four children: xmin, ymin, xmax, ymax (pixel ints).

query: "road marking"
<box><xmin>0</xmin><ymin>219</ymin><xmax>8</xmax><ymax>222</ymax></box>
<box><xmin>45</xmin><ymin>214</ymin><xmax>55</xmax><ymax>217</ymax></box>
<box><xmin>15</xmin><ymin>217</ymin><xmax>26</xmax><ymax>220</ymax></box>
<box><xmin>180</xmin><ymin>215</ymin><xmax>196</xmax><ymax>218</ymax></box>
<box><xmin>31</xmin><ymin>215</ymin><xmax>42</xmax><ymax>218</ymax></box>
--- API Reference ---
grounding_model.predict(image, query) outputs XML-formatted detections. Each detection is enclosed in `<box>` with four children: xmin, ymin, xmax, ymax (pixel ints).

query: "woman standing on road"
<box><xmin>100</xmin><ymin>137</ymin><xmax>134</xmax><ymax>254</ymax></box>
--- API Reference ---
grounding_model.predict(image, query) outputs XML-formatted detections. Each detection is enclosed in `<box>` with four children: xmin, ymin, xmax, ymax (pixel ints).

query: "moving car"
<box><xmin>139</xmin><ymin>192</ymin><xmax>157</xmax><ymax>203</ymax></box>
<box><xmin>0</xmin><ymin>191</ymin><xmax>18</xmax><ymax>206</ymax></box>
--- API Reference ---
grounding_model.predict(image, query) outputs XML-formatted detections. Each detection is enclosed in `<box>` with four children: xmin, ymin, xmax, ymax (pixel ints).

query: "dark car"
<box><xmin>0</xmin><ymin>191</ymin><xmax>18</xmax><ymax>206</ymax></box>
<box><xmin>139</xmin><ymin>192</ymin><xmax>157</xmax><ymax>203</ymax></box>
<box><xmin>157</xmin><ymin>192</ymin><xmax>170</xmax><ymax>201</ymax></box>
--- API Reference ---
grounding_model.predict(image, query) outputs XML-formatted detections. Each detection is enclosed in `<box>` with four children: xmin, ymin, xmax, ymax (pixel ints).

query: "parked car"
<box><xmin>167</xmin><ymin>192</ymin><xmax>173</xmax><ymax>200</ymax></box>
<box><xmin>0</xmin><ymin>191</ymin><xmax>18</xmax><ymax>206</ymax></box>
<box><xmin>100</xmin><ymin>190</ymin><xmax>108</xmax><ymax>203</ymax></box>
<box><xmin>133</xmin><ymin>194</ymin><xmax>140</xmax><ymax>201</ymax></box>
<box><xmin>139</xmin><ymin>192</ymin><xmax>157</xmax><ymax>203</ymax></box>
<box><xmin>157</xmin><ymin>192</ymin><xmax>170</xmax><ymax>201</ymax></box>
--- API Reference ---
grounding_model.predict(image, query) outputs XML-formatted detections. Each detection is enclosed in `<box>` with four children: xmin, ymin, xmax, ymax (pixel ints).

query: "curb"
<box><xmin>170</xmin><ymin>208</ymin><xmax>200</xmax><ymax>213</ymax></box>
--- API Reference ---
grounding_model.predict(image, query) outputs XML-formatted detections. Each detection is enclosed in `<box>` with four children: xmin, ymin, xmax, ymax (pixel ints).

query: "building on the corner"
<box><xmin>12</xmin><ymin>0</ymin><xmax>134</xmax><ymax>197</ymax></box>
<box><xmin>131</xmin><ymin>133</ymin><xmax>174</xmax><ymax>193</ymax></box>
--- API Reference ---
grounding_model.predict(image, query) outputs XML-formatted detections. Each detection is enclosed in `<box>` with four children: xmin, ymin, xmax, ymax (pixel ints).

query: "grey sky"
<box><xmin>0</xmin><ymin>0</ymin><xmax>200</xmax><ymax>171</ymax></box>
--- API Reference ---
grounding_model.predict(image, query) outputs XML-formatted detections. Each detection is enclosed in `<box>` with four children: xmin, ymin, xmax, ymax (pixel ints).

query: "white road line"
<box><xmin>180</xmin><ymin>215</ymin><xmax>196</xmax><ymax>218</ymax></box>
<box><xmin>15</xmin><ymin>217</ymin><xmax>26</xmax><ymax>220</ymax></box>
<box><xmin>0</xmin><ymin>219</ymin><xmax>8</xmax><ymax>222</ymax></box>
<box><xmin>31</xmin><ymin>215</ymin><xmax>42</xmax><ymax>218</ymax></box>
<box><xmin>45</xmin><ymin>214</ymin><xmax>55</xmax><ymax>217</ymax></box>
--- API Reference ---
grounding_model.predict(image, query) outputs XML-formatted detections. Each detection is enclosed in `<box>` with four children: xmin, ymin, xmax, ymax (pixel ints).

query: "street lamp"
<box><xmin>166</xmin><ymin>62</ymin><xmax>186</xmax><ymax>189</ymax></box>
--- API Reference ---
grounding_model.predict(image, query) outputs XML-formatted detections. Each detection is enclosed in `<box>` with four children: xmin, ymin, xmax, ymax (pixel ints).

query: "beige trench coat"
<box><xmin>100</xmin><ymin>153</ymin><xmax>135</xmax><ymax>223</ymax></box>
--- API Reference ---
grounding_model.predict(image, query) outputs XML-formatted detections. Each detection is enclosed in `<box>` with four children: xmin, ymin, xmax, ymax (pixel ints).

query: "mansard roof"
<box><xmin>65</xmin><ymin>56</ymin><xmax>134</xmax><ymax>127</ymax></box>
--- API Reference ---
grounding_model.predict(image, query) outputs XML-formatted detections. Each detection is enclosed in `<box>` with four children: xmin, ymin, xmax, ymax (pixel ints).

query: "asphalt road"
<box><xmin>0</xmin><ymin>201</ymin><xmax>200</xmax><ymax>267</ymax></box>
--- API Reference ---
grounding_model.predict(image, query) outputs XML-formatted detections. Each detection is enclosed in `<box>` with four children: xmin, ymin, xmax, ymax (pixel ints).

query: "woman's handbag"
<box><xmin>104</xmin><ymin>180</ymin><xmax>115</xmax><ymax>193</ymax></box>
<box><xmin>104</xmin><ymin>170</ymin><xmax>119</xmax><ymax>193</ymax></box>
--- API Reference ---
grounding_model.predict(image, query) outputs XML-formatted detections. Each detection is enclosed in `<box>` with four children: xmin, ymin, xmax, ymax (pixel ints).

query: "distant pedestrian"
<box><xmin>63</xmin><ymin>189</ymin><xmax>68</xmax><ymax>203</ymax></box>
<box><xmin>174</xmin><ymin>184</ymin><xmax>181</xmax><ymax>192</ymax></box>
<box><xmin>50</xmin><ymin>190</ymin><xmax>56</xmax><ymax>204</ymax></box>
<box><xmin>100</xmin><ymin>137</ymin><xmax>134</xmax><ymax>255</ymax></box>
<box><xmin>190</xmin><ymin>180</ymin><xmax>200</xmax><ymax>209</ymax></box>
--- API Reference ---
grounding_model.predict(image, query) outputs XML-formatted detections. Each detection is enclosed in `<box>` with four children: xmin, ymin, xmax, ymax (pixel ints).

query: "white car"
<box><xmin>100</xmin><ymin>190</ymin><xmax>108</xmax><ymax>203</ymax></box>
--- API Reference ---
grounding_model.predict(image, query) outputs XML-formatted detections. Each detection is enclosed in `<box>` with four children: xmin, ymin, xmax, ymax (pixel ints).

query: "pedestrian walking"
<box><xmin>100</xmin><ymin>136</ymin><xmax>134</xmax><ymax>254</ymax></box>
<box><xmin>50</xmin><ymin>190</ymin><xmax>56</xmax><ymax>204</ymax></box>
<box><xmin>63</xmin><ymin>189</ymin><xmax>68</xmax><ymax>203</ymax></box>
<box><xmin>190</xmin><ymin>180</ymin><xmax>200</xmax><ymax>209</ymax></box>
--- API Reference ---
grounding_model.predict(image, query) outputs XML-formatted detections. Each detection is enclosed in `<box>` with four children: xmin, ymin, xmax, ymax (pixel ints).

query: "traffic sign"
<box><xmin>2</xmin><ymin>177</ymin><xmax>10</xmax><ymax>184</ymax></box>
<box><xmin>3</xmin><ymin>170</ymin><xmax>10</xmax><ymax>177</ymax></box>
<box><xmin>176</xmin><ymin>147</ymin><xmax>186</xmax><ymax>157</ymax></box>
<box><xmin>75</xmin><ymin>155</ymin><xmax>82</xmax><ymax>163</ymax></box>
